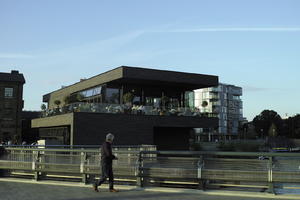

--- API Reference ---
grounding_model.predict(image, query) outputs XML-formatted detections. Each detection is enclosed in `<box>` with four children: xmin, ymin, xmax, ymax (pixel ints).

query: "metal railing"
<box><xmin>1</xmin><ymin>146</ymin><xmax>300</xmax><ymax>193</ymax></box>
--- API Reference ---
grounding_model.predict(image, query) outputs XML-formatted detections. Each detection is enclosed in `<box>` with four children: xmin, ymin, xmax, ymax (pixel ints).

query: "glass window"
<box><xmin>4</xmin><ymin>88</ymin><xmax>13</xmax><ymax>98</ymax></box>
<box><xmin>106</xmin><ymin>88</ymin><xmax>119</xmax><ymax>104</ymax></box>
<box><xmin>145</xmin><ymin>97</ymin><xmax>154</xmax><ymax>106</ymax></box>
<box><xmin>153</xmin><ymin>98</ymin><xmax>161</xmax><ymax>108</ymax></box>
<box><xmin>185</xmin><ymin>91</ymin><xmax>194</xmax><ymax>108</ymax></box>
<box><xmin>133</xmin><ymin>96</ymin><xmax>141</xmax><ymax>105</ymax></box>
<box><xmin>80</xmin><ymin>86</ymin><xmax>102</xmax><ymax>98</ymax></box>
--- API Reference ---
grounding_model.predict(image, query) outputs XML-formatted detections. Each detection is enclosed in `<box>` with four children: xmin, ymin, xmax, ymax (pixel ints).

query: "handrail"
<box><xmin>140</xmin><ymin>150</ymin><xmax>300</xmax><ymax>157</ymax></box>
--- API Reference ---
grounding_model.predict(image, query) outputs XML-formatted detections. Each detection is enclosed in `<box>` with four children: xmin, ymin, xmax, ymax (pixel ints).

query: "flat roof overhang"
<box><xmin>110</xmin><ymin>66</ymin><xmax>218</xmax><ymax>90</ymax></box>
<box><xmin>43</xmin><ymin>66</ymin><xmax>218</xmax><ymax>102</ymax></box>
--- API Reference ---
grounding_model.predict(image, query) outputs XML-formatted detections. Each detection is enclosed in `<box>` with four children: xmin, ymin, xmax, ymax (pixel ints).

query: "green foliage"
<box><xmin>64</xmin><ymin>93</ymin><xmax>84</xmax><ymax>104</ymax></box>
<box><xmin>218</xmin><ymin>141</ymin><xmax>235</xmax><ymax>151</ymax></box>
<box><xmin>284</xmin><ymin>114</ymin><xmax>300</xmax><ymax>138</ymax></box>
<box><xmin>54</xmin><ymin>100</ymin><xmax>61</xmax><ymax>107</ymax></box>
<box><xmin>235</xmin><ymin>142</ymin><xmax>261</xmax><ymax>152</ymax></box>
<box><xmin>253</xmin><ymin>110</ymin><xmax>283</xmax><ymax>137</ymax></box>
<box><xmin>123</xmin><ymin>92</ymin><xmax>133</xmax><ymax>103</ymax></box>
<box><xmin>40</xmin><ymin>104</ymin><xmax>46</xmax><ymax>111</ymax></box>
<box><xmin>190</xmin><ymin>143</ymin><xmax>202</xmax><ymax>151</ymax></box>
<box><xmin>218</xmin><ymin>141</ymin><xmax>262</xmax><ymax>152</ymax></box>
<box><xmin>268</xmin><ymin>123</ymin><xmax>278</xmax><ymax>137</ymax></box>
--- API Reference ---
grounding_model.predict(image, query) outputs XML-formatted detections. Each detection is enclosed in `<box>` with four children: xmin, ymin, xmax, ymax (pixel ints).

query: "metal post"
<box><xmin>32</xmin><ymin>151</ymin><xmax>40</xmax><ymax>181</ymax></box>
<box><xmin>136</xmin><ymin>151</ymin><xmax>143</xmax><ymax>187</ymax></box>
<box><xmin>267</xmin><ymin>156</ymin><xmax>275</xmax><ymax>194</ymax></box>
<box><xmin>80</xmin><ymin>151</ymin><xmax>87</xmax><ymax>184</ymax></box>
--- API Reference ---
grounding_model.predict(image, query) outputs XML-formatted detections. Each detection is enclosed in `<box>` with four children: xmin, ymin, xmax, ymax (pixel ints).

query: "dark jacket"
<box><xmin>101</xmin><ymin>141</ymin><xmax>116</xmax><ymax>164</ymax></box>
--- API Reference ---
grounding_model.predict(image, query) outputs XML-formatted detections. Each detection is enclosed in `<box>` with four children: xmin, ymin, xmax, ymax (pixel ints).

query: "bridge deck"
<box><xmin>0</xmin><ymin>178</ymin><xmax>299</xmax><ymax>200</ymax></box>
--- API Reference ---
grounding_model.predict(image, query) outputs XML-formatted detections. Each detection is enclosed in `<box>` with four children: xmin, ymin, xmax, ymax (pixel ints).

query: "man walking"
<box><xmin>93</xmin><ymin>133</ymin><xmax>118</xmax><ymax>192</ymax></box>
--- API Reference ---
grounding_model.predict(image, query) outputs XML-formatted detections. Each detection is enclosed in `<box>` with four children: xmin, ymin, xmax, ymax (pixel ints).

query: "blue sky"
<box><xmin>0</xmin><ymin>0</ymin><xmax>299</xmax><ymax>120</ymax></box>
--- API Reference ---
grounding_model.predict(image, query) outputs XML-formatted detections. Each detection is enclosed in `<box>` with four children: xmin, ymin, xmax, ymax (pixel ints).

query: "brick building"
<box><xmin>0</xmin><ymin>70</ymin><xmax>25</xmax><ymax>143</ymax></box>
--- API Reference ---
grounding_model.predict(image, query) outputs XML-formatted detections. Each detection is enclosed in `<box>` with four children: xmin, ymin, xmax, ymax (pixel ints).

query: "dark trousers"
<box><xmin>94</xmin><ymin>161</ymin><xmax>114</xmax><ymax>189</ymax></box>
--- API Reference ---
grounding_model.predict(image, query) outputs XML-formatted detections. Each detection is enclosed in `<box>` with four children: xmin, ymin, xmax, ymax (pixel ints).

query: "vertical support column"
<box><xmin>120</xmin><ymin>85</ymin><xmax>124</xmax><ymax>104</ymax></box>
<box><xmin>80</xmin><ymin>150</ymin><xmax>88</xmax><ymax>184</ymax></box>
<box><xmin>267</xmin><ymin>156</ymin><xmax>275</xmax><ymax>194</ymax></box>
<box><xmin>141</xmin><ymin>89</ymin><xmax>144</xmax><ymax>105</ymax></box>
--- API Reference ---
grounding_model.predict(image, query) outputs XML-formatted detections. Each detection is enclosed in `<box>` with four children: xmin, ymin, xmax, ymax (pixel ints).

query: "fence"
<box><xmin>1</xmin><ymin>146</ymin><xmax>300</xmax><ymax>193</ymax></box>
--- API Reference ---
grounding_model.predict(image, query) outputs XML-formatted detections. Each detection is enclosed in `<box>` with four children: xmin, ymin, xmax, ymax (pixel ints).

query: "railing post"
<box><xmin>267</xmin><ymin>156</ymin><xmax>275</xmax><ymax>194</ymax></box>
<box><xmin>32</xmin><ymin>150</ymin><xmax>40</xmax><ymax>181</ymax></box>
<box><xmin>80</xmin><ymin>150</ymin><xmax>88</xmax><ymax>184</ymax></box>
<box><xmin>198</xmin><ymin>155</ymin><xmax>206</xmax><ymax>190</ymax></box>
<box><xmin>136</xmin><ymin>151</ymin><xmax>143</xmax><ymax>187</ymax></box>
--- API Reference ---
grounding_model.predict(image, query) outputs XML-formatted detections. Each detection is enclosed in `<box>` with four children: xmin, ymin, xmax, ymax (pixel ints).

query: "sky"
<box><xmin>0</xmin><ymin>0</ymin><xmax>299</xmax><ymax>121</ymax></box>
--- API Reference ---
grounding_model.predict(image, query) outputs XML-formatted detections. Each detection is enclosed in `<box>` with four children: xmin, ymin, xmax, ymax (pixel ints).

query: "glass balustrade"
<box><xmin>42</xmin><ymin>102</ymin><xmax>218</xmax><ymax>118</ymax></box>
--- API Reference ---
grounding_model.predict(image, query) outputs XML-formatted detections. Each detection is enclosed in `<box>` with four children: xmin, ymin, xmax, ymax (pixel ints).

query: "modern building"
<box><xmin>32</xmin><ymin>66</ymin><xmax>219</xmax><ymax>150</ymax></box>
<box><xmin>0</xmin><ymin>70</ymin><xmax>25</xmax><ymax>143</ymax></box>
<box><xmin>194</xmin><ymin>83</ymin><xmax>243</xmax><ymax>140</ymax></box>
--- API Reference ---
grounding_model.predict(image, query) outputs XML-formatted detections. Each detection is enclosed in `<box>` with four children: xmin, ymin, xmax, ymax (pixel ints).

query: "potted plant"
<box><xmin>54</xmin><ymin>100</ymin><xmax>61</xmax><ymax>114</ymax></box>
<box><xmin>123</xmin><ymin>92</ymin><xmax>133</xmax><ymax>114</ymax></box>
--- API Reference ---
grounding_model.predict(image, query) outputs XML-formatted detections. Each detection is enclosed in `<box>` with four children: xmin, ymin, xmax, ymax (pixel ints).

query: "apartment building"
<box><xmin>195</xmin><ymin>83</ymin><xmax>243</xmax><ymax>140</ymax></box>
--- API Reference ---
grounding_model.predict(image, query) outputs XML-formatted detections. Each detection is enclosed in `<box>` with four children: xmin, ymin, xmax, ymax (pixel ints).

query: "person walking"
<box><xmin>93</xmin><ymin>133</ymin><xmax>118</xmax><ymax>192</ymax></box>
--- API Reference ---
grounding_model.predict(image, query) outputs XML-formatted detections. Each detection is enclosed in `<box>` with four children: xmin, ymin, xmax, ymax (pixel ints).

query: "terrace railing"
<box><xmin>42</xmin><ymin>103</ymin><xmax>218</xmax><ymax>118</ymax></box>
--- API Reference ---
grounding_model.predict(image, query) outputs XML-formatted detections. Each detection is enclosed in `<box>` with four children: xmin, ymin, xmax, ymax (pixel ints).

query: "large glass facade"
<box><xmin>106</xmin><ymin>88</ymin><xmax>120</xmax><ymax>104</ymax></box>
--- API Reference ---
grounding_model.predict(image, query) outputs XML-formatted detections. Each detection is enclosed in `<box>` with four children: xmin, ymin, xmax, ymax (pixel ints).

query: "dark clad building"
<box><xmin>32</xmin><ymin>66</ymin><xmax>219</xmax><ymax>150</ymax></box>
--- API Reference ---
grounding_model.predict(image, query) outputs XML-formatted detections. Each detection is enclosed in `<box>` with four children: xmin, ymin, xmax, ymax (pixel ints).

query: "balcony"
<box><xmin>41</xmin><ymin>103</ymin><xmax>218</xmax><ymax>118</ymax></box>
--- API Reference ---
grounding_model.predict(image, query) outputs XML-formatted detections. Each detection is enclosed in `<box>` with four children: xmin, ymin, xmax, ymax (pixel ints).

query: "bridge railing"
<box><xmin>1</xmin><ymin>146</ymin><xmax>300</xmax><ymax>193</ymax></box>
<box><xmin>138</xmin><ymin>151</ymin><xmax>300</xmax><ymax>193</ymax></box>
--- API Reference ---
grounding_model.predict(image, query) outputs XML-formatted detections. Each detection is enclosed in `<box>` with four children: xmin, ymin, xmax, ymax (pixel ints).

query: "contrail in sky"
<box><xmin>152</xmin><ymin>27</ymin><xmax>300</xmax><ymax>33</ymax></box>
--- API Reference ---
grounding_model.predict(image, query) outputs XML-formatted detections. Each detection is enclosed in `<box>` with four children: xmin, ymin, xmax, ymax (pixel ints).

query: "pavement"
<box><xmin>0</xmin><ymin>178</ymin><xmax>299</xmax><ymax>200</ymax></box>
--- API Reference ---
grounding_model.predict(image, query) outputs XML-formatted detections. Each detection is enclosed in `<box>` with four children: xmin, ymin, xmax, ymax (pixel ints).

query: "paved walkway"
<box><xmin>0</xmin><ymin>178</ymin><xmax>299</xmax><ymax>200</ymax></box>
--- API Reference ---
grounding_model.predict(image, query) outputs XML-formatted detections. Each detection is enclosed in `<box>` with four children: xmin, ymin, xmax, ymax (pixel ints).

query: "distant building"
<box><xmin>32</xmin><ymin>66</ymin><xmax>219</xmax><ymax>150</ymax></box>
<box><xmin>21</xmin><ymin>111</ymin><xmax>40</xmax><ymax>144</ymax></box>
<box><xmin>194</xmin><ymin>83</ymin><xmax>243</xmax><ymax>140</ymax></box>
<box><xmin>0</xmin><ymin>70</ymin><xmax>25</xmax><ymax>143</ymax></box>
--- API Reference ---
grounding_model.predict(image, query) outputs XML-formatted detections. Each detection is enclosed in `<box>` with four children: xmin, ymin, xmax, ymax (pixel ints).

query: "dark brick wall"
<box><xmin>73</xmin><ymin>112</ymin><xmax>218</xmax><ymax>146</ymax></box>
<box><xmin>0</xmin><ymin>72</ymin><xmax>25</xmax><ymax>142</ymax></box>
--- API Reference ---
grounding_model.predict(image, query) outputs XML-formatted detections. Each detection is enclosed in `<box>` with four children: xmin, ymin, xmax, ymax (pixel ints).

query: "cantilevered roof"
<box><xmin>43</xmin><ymin>66</ymin><xmax>218</xmax><ymax>102</ymax></box>
<box><xmin>116</xmin><ymin>66</ymin><xmax>218</xmax><ymax>89</ymax></box>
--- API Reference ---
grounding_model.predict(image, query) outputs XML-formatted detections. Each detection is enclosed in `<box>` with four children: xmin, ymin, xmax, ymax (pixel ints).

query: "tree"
<box><xmin>268</xmin><ymin>123</ymin><xmax>278</xmax><ymax>137</ymax></box>
<box><xmin>253</xmin><ymin>110</ymin><xmax>283</xmax><ymax>138</ymax></box>
<box><xmin>40</xmin><ymin>104</ymin><xmax>46</xmax><ymax>111</ymax></box>
<box><xmin>284</xmin><ymin>114</ymin><xmax>300</xmax><ymax>138</ymax></box>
